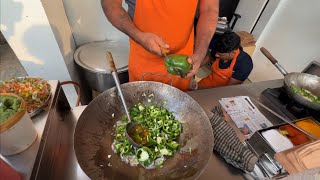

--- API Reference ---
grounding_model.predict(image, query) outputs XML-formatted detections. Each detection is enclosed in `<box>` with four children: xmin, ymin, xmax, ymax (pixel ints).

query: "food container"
<box><xmin>0</xmin><ymin>93</ymin><xmax>37</xmax><ymax>155</ymax></box>
<box><xmin>246</xmin><ymin>117</ymin><xmax>319</xmax><ymax>157</ymax></box>
<box><xmin>245</xmin><ymin>117</ymin><xmax>319</xmax><ymax>178</ymax></box>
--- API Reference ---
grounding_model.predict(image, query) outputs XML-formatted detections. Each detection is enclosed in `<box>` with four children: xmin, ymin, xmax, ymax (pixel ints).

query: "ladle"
<box><xmin>106</xmin><ymin>51</ymin><xmax>148</xmax><ymax>148</ymax></box>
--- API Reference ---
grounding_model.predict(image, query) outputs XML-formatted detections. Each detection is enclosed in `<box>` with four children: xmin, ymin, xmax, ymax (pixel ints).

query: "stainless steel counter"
<box><xmin>187</xmin><ymin>79</ymin><xmax>284</xmax><ymax>180</ymax></box>
<box><xmin>2</xmin><ymin>79</ymin><xmax>285</xmax><ymax>180</ymax></box>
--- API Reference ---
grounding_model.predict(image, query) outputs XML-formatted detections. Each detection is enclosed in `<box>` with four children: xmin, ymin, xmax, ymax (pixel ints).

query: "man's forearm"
<box><xmin>201</xmin><ymin>53</ymin><xmax>213</xmax><ymax>66</ymax></box>
<box><xmin>101</xmin><ymin>0</ymin><xmax>142</xmax><ymax>43</ymax></box>
<box><xmin>194</xmin><ymin>0</ymin><xmax>218</xmax><ymax>61</ymax></box>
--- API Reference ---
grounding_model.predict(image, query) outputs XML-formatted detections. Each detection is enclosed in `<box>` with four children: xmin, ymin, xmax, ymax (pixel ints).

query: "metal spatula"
<box><xmin>106</xmin><ymin>51</ymin><xmax>146</xmax><ymax>148</ymax></box>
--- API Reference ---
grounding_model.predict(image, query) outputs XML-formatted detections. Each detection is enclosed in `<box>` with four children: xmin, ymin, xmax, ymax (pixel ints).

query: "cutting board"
<box><xmin>275</xmin><ymin>140</ymin><xmax>320</xmax><ymax>174</ymax></box>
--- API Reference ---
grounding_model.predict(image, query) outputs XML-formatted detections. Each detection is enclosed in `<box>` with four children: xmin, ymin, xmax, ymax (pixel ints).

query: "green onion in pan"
<box><xmin>112</xmin><ymin>103</ymin><xmax>182</xmax><ymax>168</ymax></box>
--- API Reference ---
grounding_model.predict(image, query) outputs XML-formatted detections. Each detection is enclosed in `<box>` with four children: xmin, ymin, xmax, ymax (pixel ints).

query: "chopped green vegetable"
<box><xmin>138</xmin><ymin>150</ymin><xmax>149</xmax><ymax>162</ymax></box>
<box><xmin>136</xmin><ymin>147</ymin><xmax>155</xmax><ymax>166</ymax></box>
<box><xmin>112</xmin><ymin>103</ymin><xmax>182</xmax><ymax>169</ymax></box>
<box><xmin>147</xmin><ymin>135</ymin><xmax>157</xmax><ymax>145</ymax></box>
<box><xmin>156</xmin><ymin>137</ymin><xmax>162</xmax><ymax>144</ymax></box>
<box><xmin>0</xmin><ymin>95</ymin><xmax>22</xmax><ymax>124</ymax></box>
<box><xmin>167</xmin><ymin>141</ymin><xmax>180</xmax><ymax>150</ymax></box>
<box><xmin>290</xmin><ymin>86</ymin><xmax>320</xmax><ymax>104</ymax></box>
<box><xmin>160</xmin><ymin>148</ymin><xmax>169</xmax><ymax>155</ymax></box>
<box><xmin>155</xmin><ymin>159</ymin><xmax>164</xmax><ymax>167</ymax></box>
<box><xmin>138</xmin><ymin>103</ymin><xmax>145</xmax><ymax>111</ymax></box>
<box><xmin>115</xmin><ymin>144</ymin><xmax>122</xmax><ymax>153</ymax></box>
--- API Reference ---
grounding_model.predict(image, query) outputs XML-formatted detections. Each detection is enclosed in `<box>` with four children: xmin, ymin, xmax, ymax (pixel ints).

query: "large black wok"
<box><xmin>74</xmin><ymin>81</ymin><xmax>214</xmax><ymax>180</ymax></box>
<box><xmin>260</xmin><ymin>47</ymin><xmax>320</xmax><ymax>111</ymax></box>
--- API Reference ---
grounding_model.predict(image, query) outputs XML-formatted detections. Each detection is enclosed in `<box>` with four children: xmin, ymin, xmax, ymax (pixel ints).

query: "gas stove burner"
<box><xmin>288</xmin><ymin>105</ymin><xmax>304</xmax><ymax>113</ymax></box>
<box><xmin>261</xmin><ymin>87</ymin><xmax>320</xmax><ymax>122</ymax></box>
<box><xmin>286</xmin><ymin>102</ymin><xmax>306</xmax><ymax>115</ymax></box>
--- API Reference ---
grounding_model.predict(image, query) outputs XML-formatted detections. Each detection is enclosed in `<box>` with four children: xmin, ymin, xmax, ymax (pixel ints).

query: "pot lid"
<box><xmin>74</xmin><ymin>40</ymin><xmax>129</xmax><ymax>73</ymax></box>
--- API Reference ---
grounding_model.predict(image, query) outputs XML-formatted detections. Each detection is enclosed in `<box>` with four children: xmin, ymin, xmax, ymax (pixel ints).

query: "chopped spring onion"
<box><xmin>112</xmin><ymin>103</ymin><xmax>182</xmax><ymax>169</ymax></box>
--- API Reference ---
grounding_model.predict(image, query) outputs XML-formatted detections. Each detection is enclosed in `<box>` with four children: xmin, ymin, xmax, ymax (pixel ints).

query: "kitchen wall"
<box><xmin>41</xmin><ymin>0</ymin><xmax>77</xmax><ymax>81</ymax></box>
<box><xmin>232</xmin><ymin>0</ymin><xmax>268</xmax><ymax>33</ymax></box>
<box><xmin>251</xmin><ymin>0</ymin><xmax>280</xmax><ymax>40</ymax></box>
<box><xmin>41</xmin><ymin>0</ymin><xmax>81</xmax><ymax>105</ymax></box>
<box><xmin>232</xmin><ymin>0</ymin><xmax>280</xmax><ymax>39</ymax></box>
<box><xmin>62</xmin><ymin>0</ymin><xmax>128</xmax><ymax>46</ymax></box>
<box><xmin>249</xmin><ymin>0</ymin><xmax>320</xmax><ymax>82</ymax></box>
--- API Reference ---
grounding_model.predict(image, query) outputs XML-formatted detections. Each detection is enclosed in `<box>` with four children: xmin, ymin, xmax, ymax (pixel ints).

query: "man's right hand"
<box><xmin>137</xmin><ymin>32</ymin><xmax>170</xmax><ymax>57</ymax></box>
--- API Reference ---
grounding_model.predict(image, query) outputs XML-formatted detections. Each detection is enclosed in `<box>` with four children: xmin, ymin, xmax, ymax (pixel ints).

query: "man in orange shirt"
<box><xmin>101</xmin><ymin>0</ymin><xmax>218</xmax><ymax>91</ymax></box>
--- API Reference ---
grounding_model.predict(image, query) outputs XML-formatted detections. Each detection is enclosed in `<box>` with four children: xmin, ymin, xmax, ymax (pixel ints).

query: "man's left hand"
<box><xmin>185</xmin><ymin>54</ymin><xmax>203</xmax><ymax>78</ymax></box>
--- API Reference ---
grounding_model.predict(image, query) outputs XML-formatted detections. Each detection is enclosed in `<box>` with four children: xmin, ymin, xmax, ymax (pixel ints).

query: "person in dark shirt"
<box><xmin>198</xmin><ymin>32</ymin><xmax>253</xmax><ymax>89</ymax></box>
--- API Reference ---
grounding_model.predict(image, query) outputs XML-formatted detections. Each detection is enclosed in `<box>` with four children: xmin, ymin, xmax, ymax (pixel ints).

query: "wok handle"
<box><xmin>260</xmin><ymin>47</ymin><xmax>288</xmax><ymax>76</ymax></box>
<box><xmin>106</xmin><ymin>51</ymin><xmax>132</xmax><ymax>123</ymax></box>
<box><xmin>106</xmin><ymin>51</ymin><xmax>117</xmax><ymax>72</ymax></box>
<box><xmin>260</xmin><ymin>47</ymin><xmax>278</xmax><ymax>64</ymax></box>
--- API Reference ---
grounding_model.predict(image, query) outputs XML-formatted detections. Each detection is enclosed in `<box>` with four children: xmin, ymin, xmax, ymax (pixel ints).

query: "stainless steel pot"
<box><xmin>74</xmin><ymin>40</ymin><xmax>129</xmax><ymax>92</ymax></box>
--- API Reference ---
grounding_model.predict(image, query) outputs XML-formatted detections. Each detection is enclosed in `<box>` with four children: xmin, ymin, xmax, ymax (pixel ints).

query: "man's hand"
<box><xmin>185</xmin><ymin>53</ymin><xmax>204</xmax><ymax>78</ymax></box>
<box><xmin>138</xmin><ymin>32</ymin><xmax>170</xmax><ymax>56</ymax></box>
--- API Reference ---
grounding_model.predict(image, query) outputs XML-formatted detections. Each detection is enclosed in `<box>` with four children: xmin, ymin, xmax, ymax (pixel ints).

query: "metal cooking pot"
<box><xmin>74</xmin><ymin>81</ymin><xmax>214</xmax><ymax>180</ymax></box>
<box><xmin>74</xmin><ymin>40</ymin><xmax>129</xmax><ymax>92</ymax></box>
<box><xmin>260</xmin><ymin>47</ymin><xmax>320</xmax><ymax>111</ymax></box>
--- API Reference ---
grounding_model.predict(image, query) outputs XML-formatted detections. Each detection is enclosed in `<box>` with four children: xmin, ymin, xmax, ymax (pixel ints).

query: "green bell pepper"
<box><xmin>164</xmin><ymin>54</ymin><xmax>191</xmax><ymax>77</ymax></box>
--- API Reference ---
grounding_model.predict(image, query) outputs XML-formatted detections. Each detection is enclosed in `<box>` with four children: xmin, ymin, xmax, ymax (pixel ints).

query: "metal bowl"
<box><xmin>0</xmin><ymin>77</ymin><xmax>51</xmax><ymax>118</ymax></box>
<box><xmin>74</xmin><ymin>81</ymin><xmax>214</xmax><ymax>180</ymax></box>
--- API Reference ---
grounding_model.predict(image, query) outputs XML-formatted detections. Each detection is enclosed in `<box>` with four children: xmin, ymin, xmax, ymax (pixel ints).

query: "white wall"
<box><xmin>41</xmin><ymin>0</ymin><xmax>77</xmax><ymax>82</ymax></box>
<box><xmin>233</xmin><ymin>0</ymin><xmax>268</xmax><ymax>33</ymax></box>
<box><xmin>251</xmin><ymin>0</ymin><xmax>280</xmax><ymax>39</ymax></box>
<box><xmin>41</xmin><ymin>0</ymin><xmax>81</xmax><ymax>106</ymax></box>
<box><xmin>249</xmin><ymin>0</ymin><xmax>320</xmax><ymax>82</ymax></box>
<box><xmin>232</xmin><ymin>0</ymin><xmax>279</xmax><ymax>39</ymax></box>
<box><xmin>62</xmin><ymin>0</ymin><xmax>128</xmax><ymax>46</ymax></box>
<box><xmin>0</xmin><ymin>0</ymin><xmax>77</xmax><ymax>105</ymax></box>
